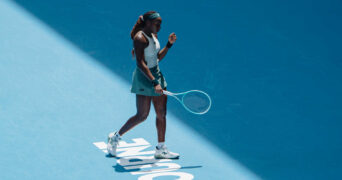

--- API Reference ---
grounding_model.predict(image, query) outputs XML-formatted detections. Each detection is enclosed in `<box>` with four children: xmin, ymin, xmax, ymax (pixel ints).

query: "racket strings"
<box><xmin>182</xmin><ymin>91</ymin><xmax>211</xmax><ymax>114</ymax></box>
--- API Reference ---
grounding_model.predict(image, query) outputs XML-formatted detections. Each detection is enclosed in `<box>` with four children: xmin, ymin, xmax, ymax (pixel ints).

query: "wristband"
<box><xmin>166</xmin><ymin>41</ymin><xmax>173</xmax><ymax>48</ymax></box>
<box><xmin>152</xmin><ymin>79</ymin><xmax>159</xmax><ymax>86</ymax></box>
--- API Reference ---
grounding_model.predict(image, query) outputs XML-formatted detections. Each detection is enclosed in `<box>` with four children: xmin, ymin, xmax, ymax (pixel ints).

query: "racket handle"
<box><xmin>162</xmin><ymin>90</ymin><xmax>173</xmax><ymax>96</ymax></box>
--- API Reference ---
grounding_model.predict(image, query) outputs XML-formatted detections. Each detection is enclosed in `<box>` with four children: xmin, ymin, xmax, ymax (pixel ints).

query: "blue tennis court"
<box><xmin>1</xmin><ymin>0</ymin><xmax>341</xmax><ymax>179</ymax></box>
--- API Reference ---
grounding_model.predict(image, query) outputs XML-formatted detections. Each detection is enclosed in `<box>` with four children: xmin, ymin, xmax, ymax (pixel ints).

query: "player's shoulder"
<box><xmin>134</xmin><ymin>31</ymin><xmax>148</xmax><ymax>44</ymax></box>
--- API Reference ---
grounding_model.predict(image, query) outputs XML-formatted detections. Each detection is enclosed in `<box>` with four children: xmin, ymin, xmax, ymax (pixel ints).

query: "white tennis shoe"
<box><xmin>154</xmin><ymin>145</ymin><xmax>180</xmax><ymax>159</ymax></box>
<box><xmin>107</xmin><ymin>132</ymin><xmax>121</xmax><ymax>157</ymax></box>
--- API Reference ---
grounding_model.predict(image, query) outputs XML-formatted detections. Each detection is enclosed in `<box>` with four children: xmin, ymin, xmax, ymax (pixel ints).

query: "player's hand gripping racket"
<box><xmin>163</xmin><ymin>90</ymin><xmax>211</xmax><ymax>115</ymax></box>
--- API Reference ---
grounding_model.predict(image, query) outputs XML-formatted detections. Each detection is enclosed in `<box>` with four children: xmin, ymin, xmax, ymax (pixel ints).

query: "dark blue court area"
<box><xmin>1</xmin><ymin>0</ymin><xmax>341</xmax><ymax>179</ymax></box>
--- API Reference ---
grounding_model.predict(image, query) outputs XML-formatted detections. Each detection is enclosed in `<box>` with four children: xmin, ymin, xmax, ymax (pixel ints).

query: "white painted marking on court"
<box><xmin>93</xmin><ymin>142</ymin><xmax>107</xmax><ymax>149</ymax></box>
<box><xmin>93</xmin><ymin>138</ymin><xmax>194</xmax><ymax>179</ymax></box>
<box><xmin>125</xmin><ymin>163</ymin><xmax>181</xmax><ymax>175</ymax></box>
<box><xmin>118</xmin><ymin>156</ymin><xmax>172</xmax><ymax>166</ymax></box>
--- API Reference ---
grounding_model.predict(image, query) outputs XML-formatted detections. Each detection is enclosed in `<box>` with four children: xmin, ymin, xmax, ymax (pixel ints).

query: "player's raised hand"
<box><xmin>168</xmin><ymin>32</ymin><xmax>177</xmax><ymax>44</ymax></box>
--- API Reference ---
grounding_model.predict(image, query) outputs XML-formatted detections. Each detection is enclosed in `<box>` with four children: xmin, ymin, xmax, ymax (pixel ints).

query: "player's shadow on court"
<box><xmin>105</xmin><ymin>154</ymin><xmax>119</xmax><ymax>159</ymax></box>
<box><xmin>113</xmin><ymin>162</ymin><xmax>202</xmax><ymax>173</ymax></box>
<box><xmin>111</xmin><ymin>156</ymin><xmax>202</xmax><ymax>173</ymax></box>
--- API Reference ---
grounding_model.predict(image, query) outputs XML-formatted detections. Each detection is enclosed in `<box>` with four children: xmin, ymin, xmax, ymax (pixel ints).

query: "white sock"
<box><xmin>157</xmin><ymin>142</ymin><xmax>165</xmax><ymax>149</ymax></box>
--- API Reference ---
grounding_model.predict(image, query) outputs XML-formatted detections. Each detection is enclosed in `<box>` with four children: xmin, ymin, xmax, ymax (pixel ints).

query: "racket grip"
<box><xmin>162</xmin><ymin>90</ymin><xmax>173</xmax><ymax>96</ymax></box>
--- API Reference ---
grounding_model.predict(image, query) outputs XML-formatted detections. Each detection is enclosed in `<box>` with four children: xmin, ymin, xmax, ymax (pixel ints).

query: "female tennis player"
<box><xmin>107</xmin><ymin>11</ymin><xmax>179</xmax><ymax>159</ymax></box>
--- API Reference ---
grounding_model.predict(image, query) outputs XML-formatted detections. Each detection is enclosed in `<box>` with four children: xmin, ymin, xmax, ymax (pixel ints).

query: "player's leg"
<box><xmin>118</xmin><ymin>94</ymin><xmax>152</xmax><ymax>136</ymax></box>
<box><xmin>107</xmin><ymin>94</ymin><xmax>151</xmax><ymax>156</ymax></box>
<box><xmin>152</xmin><ymin>93</ymin><xmax>167</xmax><ymax>143</ymax></box>
<box><xmin>152</xmin><ymin>93</ymin><xmax>179</xmax><ymax>159</ymax></box>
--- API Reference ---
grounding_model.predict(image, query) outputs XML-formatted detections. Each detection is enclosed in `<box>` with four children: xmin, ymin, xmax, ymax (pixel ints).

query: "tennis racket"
<box><xmin>163</xmin><ymin>90</ymin><xmax>212</xmax><ymax>115</ymax></box>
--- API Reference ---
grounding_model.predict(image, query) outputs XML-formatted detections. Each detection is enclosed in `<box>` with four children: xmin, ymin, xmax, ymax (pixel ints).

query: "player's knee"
<box><xmin>156</xmin><ymin>110</ymin><xmax>166</xmax><ymax>120</ymax></box>
<box><xmin>137</xmin><ymin>112</ymin><xmax>149</xmax><ymax>122</ymax></box>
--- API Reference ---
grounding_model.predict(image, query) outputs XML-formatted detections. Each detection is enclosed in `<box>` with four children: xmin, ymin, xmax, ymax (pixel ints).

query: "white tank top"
<box><xmin>140</xmin><ymin>31</ymin><xmax>160</xmax><ymax>68</ymax></box>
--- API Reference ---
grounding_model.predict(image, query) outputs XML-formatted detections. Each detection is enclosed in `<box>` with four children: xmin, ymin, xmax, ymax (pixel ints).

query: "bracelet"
<box><xmin>166</xmin><ymin>41</ymin><xmax>173</xmax><ymax>48</ymax></box>
<box><xmin>151</xmin><ymin>79</ymin><xmax>159</xmax><ymax>86</ymax></box>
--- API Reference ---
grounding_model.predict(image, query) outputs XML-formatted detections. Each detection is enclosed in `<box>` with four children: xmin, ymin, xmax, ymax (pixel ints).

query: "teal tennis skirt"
<box><xmin>131</xmin><ymin>65</ymin><xmax>167</xmax><ymax>96</ymax></box>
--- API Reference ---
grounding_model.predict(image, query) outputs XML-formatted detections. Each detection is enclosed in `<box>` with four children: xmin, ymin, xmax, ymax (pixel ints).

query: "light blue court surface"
<box><xmin>1</xmin><ymin>0</ymin><xmax>342</xmax><ymax>179</ymax></box>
